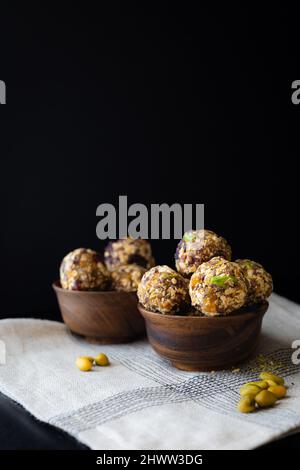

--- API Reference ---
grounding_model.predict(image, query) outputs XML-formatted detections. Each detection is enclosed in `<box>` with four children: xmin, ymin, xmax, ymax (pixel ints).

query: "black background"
<box><xmin>0</xmin><ymin>4</ymin><xmax>299</xmax><ymax>317</ymax></box>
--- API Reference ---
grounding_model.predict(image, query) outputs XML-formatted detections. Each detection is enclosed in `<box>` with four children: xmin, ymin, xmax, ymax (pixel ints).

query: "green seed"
<box><xmin>183</xmin><ymin>232</ymin><xmax>196</xmax><ymax>242</ymax></box>
<box><xmin>259</xmin><ymin>372</ymin><xmax>284</xmax><ymax>385</ymax></box>
<box><xmin>160</xmin><ymin>273</ymin><xmax>169</xmax><ymax>279</ymax></box>
<box><xmin>237</xmin><ymin>395</ymin><xmax>256</xmax><ymax>413</ymax></box>
<box><xmin>209</xmin><ymin>275</ymin><xmax>237</xmax><ymax>287</ymax></box>
<box><xmin>255</xmin><ymin>390</ymin><xmax>277</xmax><ymax>408</ymax></box>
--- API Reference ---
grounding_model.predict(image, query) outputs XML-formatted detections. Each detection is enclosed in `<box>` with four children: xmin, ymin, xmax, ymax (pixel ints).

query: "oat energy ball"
<box><xmin>137</xmin><ymin>265</ymin><xmax>190</xmax><ymax>315</ymax></box>
<box><xmin>60</xmin><ymin>248</ymin><xmax>110</xmax><ymax>291</ymax></box>
<box><xmin>111</xmin><ymin>264</ymin><xmax>146</xmax><ymax>292</ymax></box>
<box><xmin>104</xmin><ymin>238</ymin><xmax>155</xmax><ymax>271</ymax></box>
<box><xmin>175</xmin><ymin>229</ymin><xmax>232</xmax><ymax>276</ymax></box>
<box><xmin>189</xmin><ymin>257</ymin><xmax>248</xmax><ymax>316</ymax></box>
<box><xmin>235</xmin><ymin>259</ymin><xmax>273</xmax><ymax>305</ymax></box>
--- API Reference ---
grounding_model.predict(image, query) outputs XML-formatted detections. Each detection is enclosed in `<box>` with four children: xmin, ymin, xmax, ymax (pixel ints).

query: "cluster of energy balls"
<box><xmin>137</xmin><ymin>229</ymin><xmax>273</xmax><ymax>316</ymax></box>
<box><xmin>59</xmin><ymin>238</ymin><xmax>155</xmax><ymax>293</ymax></box>
<box><xmin>59</xmin><ymin>230</ymin><xmax>273</xmax><ymax>317</ymax></box>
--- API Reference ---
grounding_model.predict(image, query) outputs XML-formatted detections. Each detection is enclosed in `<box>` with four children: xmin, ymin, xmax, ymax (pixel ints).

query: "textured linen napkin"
<box><xmin>0</xmin><ymin>293</ymin><xmax>300</xmax><ymax>450</ymax></box>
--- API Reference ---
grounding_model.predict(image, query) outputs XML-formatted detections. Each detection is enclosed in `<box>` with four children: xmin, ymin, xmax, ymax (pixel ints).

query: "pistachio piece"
<box><xmin>81</xmin><ymin>356</ymin><xmax>94</xmax><ymax>364</ymax></box>
<box><xmin>209</xmin><ymin>275</ymin><xmax>237</xmax><ymax>287</ymax></box>
<box><xmin>268</xmin><ymin>385</ymin><xmax>287</xmax><ymax>399</ymax></box>
<box><xmin>76</xmin><ymin>357</ymin><xmax>93</xmax><ymax>372</ymax></box>
<box><xmin>265</xmin><ymin>379</ymin><xmax>278</xmax><ymax>387</ymax></box>
<box><xmin>245</xmin><ymin>380</ymin><xmax>269</xmax><ymax>389</ymax></box>
<box><xmin>183</xmin><ymin>232</ymin><xmax>196</xmax><ymax>242</ymax></box>
<box><xmin>240</xmin><ymin>384</ymin><xmax>261</xmax><ymax>397</ymax></box>
<box><xmin>255</xmin><ymin>390</ymin><xmax>277</xmax><ymax>408</ymax></box>
<box><xmin>259</xmin><ymin>372</ymin><xmax>284</xmax><ymax>385</ymax></box>
<box><xmin>237</xmin><ymin>395</ymin><xmax>256</xmax><ymax>413</ymax></box>
<box><xmin>95</xmin><ymin>353</ymin><xmax>109</xmax><ymax>366</ymax></box>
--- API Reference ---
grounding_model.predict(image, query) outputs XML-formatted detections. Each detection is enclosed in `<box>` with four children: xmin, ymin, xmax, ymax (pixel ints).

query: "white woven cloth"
<box><xmin>0</xmin><ymin>293</ymin><xmax>300</xmax><ymax>450</ymax></box>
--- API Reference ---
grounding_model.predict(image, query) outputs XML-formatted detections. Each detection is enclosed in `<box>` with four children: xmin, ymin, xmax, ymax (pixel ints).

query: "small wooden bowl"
<box><xmin>53</xmin><ymin>281</ymin><xmax>145</xmax><ymax>344</ymax></box>
<box><xmin>138</xmin><ymin>302</ymin><xmax>268</xmax><ymax>371</ymax></box>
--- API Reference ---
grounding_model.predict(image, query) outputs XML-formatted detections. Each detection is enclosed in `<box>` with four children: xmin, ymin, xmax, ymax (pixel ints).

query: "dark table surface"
<box><xmin>0</xmin><ymin>392</ymin><xmax>87</xmax><ymax>450</ymax></box>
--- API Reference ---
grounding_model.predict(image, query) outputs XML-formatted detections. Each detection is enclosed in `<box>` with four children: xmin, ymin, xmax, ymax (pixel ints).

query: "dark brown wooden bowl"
<box><xmin>53</xmin><ymin>281</ymin><xmax>145</xmax><ymax>344</ymax></box>
<box><xmin>138</xmin><ymin>302</ymin><xmax>268</xmax><ymax>371</ymax></box>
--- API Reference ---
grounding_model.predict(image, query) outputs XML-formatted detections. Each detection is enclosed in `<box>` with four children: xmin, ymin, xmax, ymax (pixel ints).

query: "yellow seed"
<box><xmin>255</xmin><ymin>390</ymin><xmax>277</xmax><ymax>408</ymax></box>
<box><xmin>245</xmin><ymin>380</ymin><xmax>269</xmax><ymax>390</ymax></box>
<box><xmin>266</xmin><ymin>379</ymin><xmax>278</xmax><ymax>387</ymax></box>
<box><xmin>81</xmin><ymin>356</ymin><xmax>94</xmax><ymax>364</ymax></box>
<box><xmin>240</xmin><ymin>384</ymin><xmax>261</xmax><ymax>397</ymax></box>
<box><xmin>268</xmin><ymin>385</ymin><xmax>287</xmax><ymax>399</ymax></box>
<box><xmin>259</xmin><ymin>372</ymin><xmax>284</xmax><ymax>385</ymax></box>
<box><xmin>76</xmin><ymin>357</ymin><xmax>93</xmax><ymax>372</ymax></box>
<box><xmin>95</xmin><ymin>353</ymin><xmax>109</xmax><ymax>366</ymax></box>
<box><xmin>237</xmin><ymin>395</ymin><xmax>256</xmax><ymax>413</ymax></box>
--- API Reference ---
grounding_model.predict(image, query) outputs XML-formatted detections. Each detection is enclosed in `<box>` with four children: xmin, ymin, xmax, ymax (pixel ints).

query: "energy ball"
<box><xmin>175</xmin><ymin>229</ymin><xmax>232</xmax><ymax>276</ymax></box>
<box><xmin>104</xmin><ymin>237</ymin><xmax>155</xmax><ymax>271</ymax></box>
<box><xmin>189</xmin><ymin>257</ymin><xmax>248</xmax><ymax>316</ymax></box>
<box><xmin>60</xmin><ymin>248</ymin><xmax>110</xmax><ymax>291</ymax></box>
<box><xmin>137</xmin><ymin>265</ymin><xmax>190</xmax><ymax>315</ymax></box>
<box><xmin>111</xmin><ymin>264</ymin><xmax>146</xmax><ymax>292</ymax></box>
<box><xmin>235</xmin><ymin>259</ymin><xmax>273</xmax><ymax>305</ymax></box>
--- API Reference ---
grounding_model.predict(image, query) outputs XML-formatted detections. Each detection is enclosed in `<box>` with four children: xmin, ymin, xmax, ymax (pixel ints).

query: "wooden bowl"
<box><xmin>53</xmin><ymin>281</ymin><xmax>145</xmax><ymax>344</ymax></box>
<box><xmin>138</xmin><ymin>302</ymin><xmax>268</xmax><ymax>371</ymax></box>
